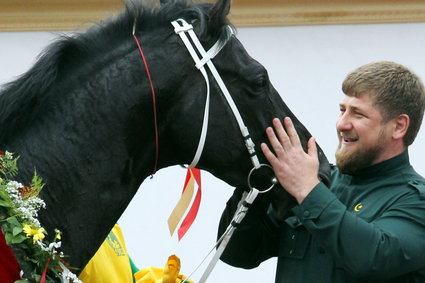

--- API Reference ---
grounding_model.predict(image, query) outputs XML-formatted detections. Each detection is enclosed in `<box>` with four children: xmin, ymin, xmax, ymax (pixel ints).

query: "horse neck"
<box><xmin>0</xmin><ymin>28</ymin><xmax>198</xmax><ymax>270</ymax></box>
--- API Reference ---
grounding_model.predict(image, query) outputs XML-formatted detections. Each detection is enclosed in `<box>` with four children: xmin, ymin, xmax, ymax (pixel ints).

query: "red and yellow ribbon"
<box><xmin>167</xmin><ymin>168</ymin><xmax>202</xmax><ymax>240</ymax></box>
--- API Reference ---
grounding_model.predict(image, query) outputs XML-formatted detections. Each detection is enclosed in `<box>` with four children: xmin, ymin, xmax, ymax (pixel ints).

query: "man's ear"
<box><xmin>392</xmin><ymin>114</ymin><xmax>410</xmax><ymax>140</ymax></box>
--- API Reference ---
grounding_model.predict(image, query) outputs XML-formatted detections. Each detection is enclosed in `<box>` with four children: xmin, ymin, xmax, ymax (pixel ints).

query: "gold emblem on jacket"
<box><xmin>354</xmin><ymin>203</ymin><xmax>363</xmax><ymax>212</ymax></box>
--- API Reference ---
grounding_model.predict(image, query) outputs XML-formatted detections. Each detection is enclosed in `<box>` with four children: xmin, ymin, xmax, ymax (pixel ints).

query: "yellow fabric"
<box><xmin>134</xmin><ymin>267</ymin><xmax>195</xmax><ymax>283</ymax></box>
<box><xmin>79</xmin><ymin>224</ymin><xmax>134</xmax><ymax>283</ymax></box>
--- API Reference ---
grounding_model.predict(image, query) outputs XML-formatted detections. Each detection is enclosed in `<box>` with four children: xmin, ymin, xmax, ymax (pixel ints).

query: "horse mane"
<box><xmin>0</xmin><ymin>0</ymin><xmax>232</xmax><ymax>142</ymax></box>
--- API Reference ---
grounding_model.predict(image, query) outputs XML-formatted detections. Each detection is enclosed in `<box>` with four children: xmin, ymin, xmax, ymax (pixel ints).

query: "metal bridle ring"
<box><xmin>247</xmin><ymin>164</ymin><xmax>278</xmax><ymax>194</ymax></box>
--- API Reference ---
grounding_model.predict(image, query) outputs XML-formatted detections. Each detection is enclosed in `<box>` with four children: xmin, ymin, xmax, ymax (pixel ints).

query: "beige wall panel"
<box><xmin>1</xmin><ymin>0</ymin><xmax>425</xmax><ymax>31</ymax></box>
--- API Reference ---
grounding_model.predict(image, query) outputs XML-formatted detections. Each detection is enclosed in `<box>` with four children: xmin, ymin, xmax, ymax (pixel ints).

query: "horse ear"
<box><xmin>209</xmin><ymin>0</ymin><xmax>231</xmax><ymax>27</ymax></box>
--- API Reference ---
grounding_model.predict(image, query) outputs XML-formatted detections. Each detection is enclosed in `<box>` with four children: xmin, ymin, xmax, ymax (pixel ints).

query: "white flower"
<box><xmin>59</xmin><ymin>262</ymin><xmax>83</xmax><ymax>283</ymax></box>
<box><xmin>6</xmin><ymin>180</ymin><xmax>24</xmax><ymax>190</ymax></box>
<box><xmin>4</xmin><ymin>151</ymin><xmax>13</xmax><ymax>159</ymax></box>
<box><xmin>4</xmin><ymin>180</ymin><xmax>46</xmax><ymax>225</ymax></box>
<box><xmin>48</xmin><ymin>241</ymin><xmax>62</xmax><ymax>252</ymax></box>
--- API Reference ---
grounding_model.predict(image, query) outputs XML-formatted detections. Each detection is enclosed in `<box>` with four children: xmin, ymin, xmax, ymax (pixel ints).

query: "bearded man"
<box><xmin>218</xmin><ymin>61</ymin><xmax>425</xmax><ymax>282</ymax></box>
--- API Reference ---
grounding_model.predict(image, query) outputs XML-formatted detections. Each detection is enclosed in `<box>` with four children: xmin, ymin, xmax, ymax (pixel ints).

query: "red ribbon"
<box><xmin>133</xmin><ymin>33</ymin><xmax>159</xmax><ymax>175</ymax></box>
<box><xmin>39</xmin><ymin>256</ymin><xmax>52</xmax><ymax>283</ymax></box>
<box><xmin>177</xmin><ymin>168</ymin><xmax>202</xmax><ymax>240</ymax></box>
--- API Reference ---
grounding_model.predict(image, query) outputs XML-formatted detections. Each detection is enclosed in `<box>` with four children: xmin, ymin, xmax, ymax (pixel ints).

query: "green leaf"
<box><xmin>11</xmin><ymin>234</ymin><xmax>27</xmax><ymax>244</ymax></box>
<box><xmin>4</xmin><ymin>232</ymin><xmax>13</xmax><ymax>244</ymax></box>
<box><xmin>15</xmin><ymin>280</ymin><xmax>30</xmax><ymax>283</ymax></box>
<box><xmin>12</xmin><ymin>225</ymin><xmax>23</xmax><ymax>236</ymax></box>
<box><xmin>7</xmin><ymin>216</ymin><xmax>21</xmax><ymax>227</ymax></box>
<box><xmin>0</xmin><ymin>199</ymin><xmax>11</xmax><ymax>207</ymax></box>
<box><xmin>31</xmin><ymin>170</ymin><xmax>45</xmax><ymax>191</ymax></box>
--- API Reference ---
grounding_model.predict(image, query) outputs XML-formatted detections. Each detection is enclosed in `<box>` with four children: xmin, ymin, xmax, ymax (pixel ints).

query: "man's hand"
<box><xmin>261</xmin><ymin>117</ymin><xmax>320</xmax><ymax>204</ymax></box>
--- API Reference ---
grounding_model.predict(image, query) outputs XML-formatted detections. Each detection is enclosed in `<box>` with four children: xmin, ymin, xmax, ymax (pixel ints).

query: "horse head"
<box><xmin>129</xmin><ymin>0</ymin><xmax>330</xmax><ymax>188</ymax></box>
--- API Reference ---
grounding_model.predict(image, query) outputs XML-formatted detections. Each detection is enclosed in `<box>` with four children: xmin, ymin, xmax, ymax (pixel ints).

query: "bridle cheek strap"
<box><xmin>172</xmin><ymin>20</ymin><xmax>211</xmax><ymax>168</ymax></box>
<box><xmin>171</xmin><ymin>19</ymin><xmax>261</xmax><ymax>170</ymax></box>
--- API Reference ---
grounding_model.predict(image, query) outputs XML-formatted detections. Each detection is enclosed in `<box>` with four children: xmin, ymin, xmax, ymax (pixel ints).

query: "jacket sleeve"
<box><xmin>293</xmin><ymin>183</ymin><xmax>425</xmax><ymax>280</ymax></box>
<box><xmin>218</xmin><ymin>188</ymin><xmax>281</xmax><ymax>269</ymax></box>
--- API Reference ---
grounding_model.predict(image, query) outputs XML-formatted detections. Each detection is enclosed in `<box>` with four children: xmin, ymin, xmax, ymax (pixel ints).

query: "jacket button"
<box><xmin>303</xmin><ymin>210</ymin><xmax>310</xmax><ymax>218</ymax></box>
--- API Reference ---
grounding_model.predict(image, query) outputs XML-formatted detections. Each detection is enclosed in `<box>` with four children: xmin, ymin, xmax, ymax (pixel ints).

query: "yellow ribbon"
<box><xmin>167</xmin><ymin>170</ymin><xmax>195</xmax><ymax>236</ymax></box>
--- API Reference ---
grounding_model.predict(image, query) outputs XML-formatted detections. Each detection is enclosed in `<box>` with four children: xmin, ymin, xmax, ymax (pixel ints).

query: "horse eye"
<box><xmin>255</xmin><ymin>74</ymin><xmax>269</xmax><ymax>91</ymax></box>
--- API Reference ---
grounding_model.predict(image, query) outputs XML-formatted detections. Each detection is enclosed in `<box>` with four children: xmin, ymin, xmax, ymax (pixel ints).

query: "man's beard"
<box><xmin>335</xmin><ymin>130</ymin><xmax>387</xmax><ymax>175</ymax></box>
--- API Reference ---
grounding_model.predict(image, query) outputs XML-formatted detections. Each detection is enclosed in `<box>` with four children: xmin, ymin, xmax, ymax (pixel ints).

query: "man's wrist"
<box><xmin>294</xmin><ymin>180</ymin><xmax>320</xmax><ymax>204</ymax></box>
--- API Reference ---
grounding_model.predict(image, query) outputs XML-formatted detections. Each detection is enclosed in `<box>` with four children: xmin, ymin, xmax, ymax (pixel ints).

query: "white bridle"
<box><xmin>171</xmin><ymin>19</ymin><xmax>277</xmax><ymax>282</ymax></box>
<box><xmin>171</xmin><ymin>19</ymin><xmax>260</xmax><ymax>170</ymax></box>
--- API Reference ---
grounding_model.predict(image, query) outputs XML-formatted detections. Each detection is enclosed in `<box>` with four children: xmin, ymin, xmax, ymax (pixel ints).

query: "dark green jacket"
<box><xmin>219</xmin><ymin>151</ymin><xmax>425</xmax><ymax>282</ymax></box>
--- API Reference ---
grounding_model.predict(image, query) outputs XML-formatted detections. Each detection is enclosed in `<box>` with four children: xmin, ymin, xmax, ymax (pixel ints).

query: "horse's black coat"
<box><xmin>0</xmin><ymin>0</ymin><xmax>329</xmax><ymax>274</ymax></box>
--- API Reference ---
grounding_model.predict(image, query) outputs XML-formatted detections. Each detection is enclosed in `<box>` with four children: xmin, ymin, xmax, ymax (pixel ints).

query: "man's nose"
<box><xmin>336</xmin><ymin>112</ymin><xmax>353</xmax><ymax>132</ymax></box>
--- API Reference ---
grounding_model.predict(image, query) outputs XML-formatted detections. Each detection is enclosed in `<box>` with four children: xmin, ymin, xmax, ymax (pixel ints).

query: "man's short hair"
<box><xmin>342</xmin><ymin>61</ymin><xmax>425</xmax><ymax>146</ymax></box>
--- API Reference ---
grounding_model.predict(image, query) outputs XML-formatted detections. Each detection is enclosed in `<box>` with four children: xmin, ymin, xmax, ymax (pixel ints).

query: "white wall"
<box><xmin>1</xmin><ymin>22</ymin><xmax>425</xmax><ymax>282</ymax></box>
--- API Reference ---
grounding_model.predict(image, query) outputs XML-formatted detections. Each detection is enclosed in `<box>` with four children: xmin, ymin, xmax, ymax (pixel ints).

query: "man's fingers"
<box><xmin>263</xmin><ymin>117</ymin><xmax>307</xmax><ymax>162</ymax></box>
<box><xmin>260</xmin><ymin>142</ymin><xmax>278</xmax><ymax>165</ymax></box>
<box><xmin>307</xmin><ymin>137</ymin><xmax>318</xmax><ymax>158</ymax></box>
<box><xmin>265</xmin><ymin>125</ymin><xmax>286</xmax><ymax>158</ymax></box>
<box><xmin>272</xmin><ymin>118</ymin><xmax>292</xmax><ymax>149</ymax></box>
<box><xmin>284</xmin><ymin>117</ymin><xmax>302</xmax><ymax>147</ymax></box>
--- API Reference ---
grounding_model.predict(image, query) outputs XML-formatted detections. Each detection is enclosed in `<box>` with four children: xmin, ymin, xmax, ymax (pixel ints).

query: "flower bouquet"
<box><xmin>0</xmin><ymin>151</ymin><xmax>81</xmax><ymax>283</ymax></box>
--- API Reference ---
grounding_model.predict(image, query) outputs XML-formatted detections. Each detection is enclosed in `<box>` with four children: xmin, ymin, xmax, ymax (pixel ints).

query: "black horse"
<box><xmin>0</xmin><ymin>0</ymin><xmax>329</xmax><ymax>274</ymax></box>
